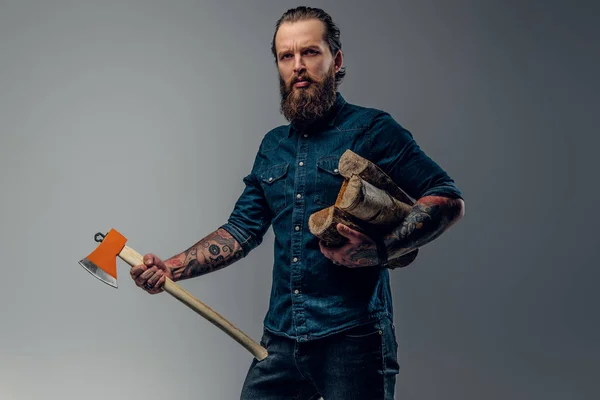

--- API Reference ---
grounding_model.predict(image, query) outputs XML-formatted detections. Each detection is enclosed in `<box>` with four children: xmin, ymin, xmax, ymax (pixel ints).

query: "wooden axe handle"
<box><xmin>118</xmin><ymin>245</ymin><xmax>268</xmax><ymax>361</ymax></box>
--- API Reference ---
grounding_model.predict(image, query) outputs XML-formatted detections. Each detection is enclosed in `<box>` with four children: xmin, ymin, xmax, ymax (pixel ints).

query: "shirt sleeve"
<box><xmin>364</xmin><ymin>112</ymin><xmax>464</xmax><ymax>201</ymax></box>
<box><xmin>219</xmin><ymin>149</ymin><xmax>272</xmax><ymax>257</ymax></box>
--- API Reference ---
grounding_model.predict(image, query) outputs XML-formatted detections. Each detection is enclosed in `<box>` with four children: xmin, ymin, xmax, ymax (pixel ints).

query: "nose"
<box><xmin>293</xmin><ymin>54</ymin><xmax>306</xmax><ymax>74</ymax></box>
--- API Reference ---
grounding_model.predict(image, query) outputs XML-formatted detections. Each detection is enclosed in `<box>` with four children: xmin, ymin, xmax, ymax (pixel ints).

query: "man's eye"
<box><xmin>281</xmin><ymin>54</ymin><xmax>292</xmax><ymax>60</ymax></box>
<box><xmin>305</xmin><ymin>49</ymin><xmax>318</xmax><ymax>55</ymax></box>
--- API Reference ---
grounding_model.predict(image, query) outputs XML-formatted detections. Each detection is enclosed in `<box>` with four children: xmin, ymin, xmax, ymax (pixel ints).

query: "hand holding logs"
<box><xmin>309</xmin><ymin>150</ymin><xmax>419</xmax><ymax>268</ymax></box>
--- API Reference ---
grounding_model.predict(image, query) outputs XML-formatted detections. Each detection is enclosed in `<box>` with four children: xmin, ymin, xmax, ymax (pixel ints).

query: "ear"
<box><xmin>333</xmin><ymin>50</ymin><xmax>343</xmax><ymax>73</ymax></box>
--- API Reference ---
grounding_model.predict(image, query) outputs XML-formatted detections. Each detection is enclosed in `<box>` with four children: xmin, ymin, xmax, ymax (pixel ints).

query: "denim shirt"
<box><xmin>221</xmin><ymin>93</ymin><xmax>463</xmax><ymax>342</ymax></box>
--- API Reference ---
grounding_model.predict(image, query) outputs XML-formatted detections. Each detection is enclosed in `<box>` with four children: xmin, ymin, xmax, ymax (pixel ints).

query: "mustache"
<box><xmin>290</xmin><ymin>74</ymin><xmax>315</xmax><ymax>85</ymax></box>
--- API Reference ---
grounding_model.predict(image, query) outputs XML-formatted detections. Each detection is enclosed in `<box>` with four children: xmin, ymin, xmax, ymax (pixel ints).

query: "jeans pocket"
<box><xmin>259</xmin><ymin>329</ymin><xmax>272</xmax><ymax>348</ymax></box>
<box><xmin>342</xmin><ymin>321</ymin><xmax>382</xmax><ymax>340</ymax></box>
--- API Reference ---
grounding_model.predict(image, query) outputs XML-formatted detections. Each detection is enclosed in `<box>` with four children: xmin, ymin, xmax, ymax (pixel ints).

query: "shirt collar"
<box><xmin>287</xmin><ymin>92</ymin><xmax>347</xmax><ymax>137</ymax></box>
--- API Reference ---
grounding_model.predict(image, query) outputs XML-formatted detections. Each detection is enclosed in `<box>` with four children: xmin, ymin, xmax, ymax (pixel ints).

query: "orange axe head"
<box><xmin>79</xmin><ymin>228</ymin><xmax>128</xmax><ymax>288</ymax></box>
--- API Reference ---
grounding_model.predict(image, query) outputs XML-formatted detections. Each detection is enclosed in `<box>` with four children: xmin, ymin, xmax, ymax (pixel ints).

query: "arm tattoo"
<box><xmin>384</xmin><ymin>196</ymin><xmax>464</xmax><ymax>260</ymax></box>
<box><xmin>165</xmin><ymin>228</ymin><xmax>244</xmax><ymax>281</ymax></box>
<box><xmin>346</xmin><ymin>243</ymin><xmax>379</xmax><ymax>267</ymax></box>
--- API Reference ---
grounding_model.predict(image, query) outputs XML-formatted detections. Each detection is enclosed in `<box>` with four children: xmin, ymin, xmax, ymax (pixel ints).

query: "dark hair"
<box><xmin>271</xmin><ymin>6</ymin><xmax>346</xmax><ymax>85</ymax></box>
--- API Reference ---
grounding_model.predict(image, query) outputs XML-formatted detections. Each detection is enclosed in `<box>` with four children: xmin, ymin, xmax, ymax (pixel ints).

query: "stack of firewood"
<box><xmin>309</xmin><ymin>149</ymin><xmax>419</xmax><ymax>268</ymax></box>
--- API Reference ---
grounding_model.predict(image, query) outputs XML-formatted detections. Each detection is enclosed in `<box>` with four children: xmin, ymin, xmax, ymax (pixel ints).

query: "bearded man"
<box><xmin>130</xmin><ymin>6</ymin><xmax>465</xmax><ymax>399</ymax></box>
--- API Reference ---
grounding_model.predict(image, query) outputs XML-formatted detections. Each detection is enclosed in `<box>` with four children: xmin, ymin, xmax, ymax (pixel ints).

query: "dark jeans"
<box><xmin>240</xmin><ymin>316</ymin><xmax>400</xmax><ymax>400</ymax></box>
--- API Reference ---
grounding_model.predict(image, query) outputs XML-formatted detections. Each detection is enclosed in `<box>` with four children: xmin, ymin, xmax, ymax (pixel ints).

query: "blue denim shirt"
<box><xmin>221</xmin><ymin>93</ymin><xmax>463</xmax><ymax>342</ymax></box>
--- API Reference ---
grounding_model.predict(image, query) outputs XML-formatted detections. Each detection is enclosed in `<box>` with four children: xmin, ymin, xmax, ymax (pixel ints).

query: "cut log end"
<box><xmin>336</xmin><ymin>174</ymin><xmax>363</xmax><ymax>211</ymax></box>
<box><xmin>308</xmin><ymin>207</ymin><xmax>334</xmax><ymax>236</ymax></box>
<box><xmin>308</xmin><ymin>206</ymin><xmax>363</xmax><ymax>247</ymax></box>
<box><xmin>338</xmin><ymin>151</ymin><xmax>369</xmax><ymax>179</ymax></box>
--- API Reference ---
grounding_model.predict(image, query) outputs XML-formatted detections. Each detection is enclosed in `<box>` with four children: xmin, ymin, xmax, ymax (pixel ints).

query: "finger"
<box><xmin>135</xmin><ymin>268</ymin><xmax>156</xmax><ymax>287</ymax></box>
<box><xmin>319</xmin><ymin>240</ymin><xmax>332</xmax><ymax>248</ymax></box>
<box><xmin>135</xmin><ymin>276</ymin><xmax>148</xmax><ymax>287</ymax></box>
<box><xmin>155</xmin><ymin>275</ymin><xmax>166</xmax><ymax>290</ymax></box>
<box><xmin>148</xmin><ymin>275</ymin><xmax>167</xmax><ymax>294</ymax></box>
<box><xmin>145</xmin><ymin>253</ymin><xmax>169</xmax><ymax>272</ymax></box>
<box><xmin>130</xmin><ymin>264</ymin><xmax>147</xmax><ymax>279</ymax></box>
<box><xmin>319</xmin><ymin>241</ymin><xmax>333</xmax><ymax>258</ymax></box>
<box><xmin>336</xmin><ymin>223</ymin><xmax>371</xmax><ymax>243</ymax></box>
<box><xmin>336</xmin><ymin>223</ymin><xmax>360</xmax><ymax>240</ymax></box>
<box><xmin>143</xmin><ymin>280</ymin><xmax>156</xmax><ymax>293</ymax></box>
<box><xmin>144</xmin><ymin>253</ymin><xmax>156</xmax><ymax>267</ymax></box>
<box><xmin>140</xmin><ymin>266</ymin><xmax>158</xmax><ymax>280</ymax></box>
<box><xmin>147</xmin><ymin>270</ymin><xmax>163</xmax><ymax>286</ymax></box>
<box><xmin>135</xmin><ymin>278</ymin><xmax>146</xmax><ymax>288</ymax></box>
<box><xmin>319</xmin><ymin>244</ymin><xmax>343</xmax><ymax>265</ymax></box>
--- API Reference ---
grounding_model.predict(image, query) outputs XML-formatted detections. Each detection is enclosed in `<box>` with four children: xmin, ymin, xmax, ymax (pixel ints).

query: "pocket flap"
<box><xmin>261</xmin><ymin>163</ymin><xmax>288</xmax><ymax>184</ymax></box>
<box><xmin>317</xmin><ymin>156</ymin><xmax>341</xmax><ymax>176</ymax></box>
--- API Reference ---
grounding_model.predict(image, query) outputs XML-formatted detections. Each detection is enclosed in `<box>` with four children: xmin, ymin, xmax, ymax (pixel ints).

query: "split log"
<box><xmin>308</xmin><ymin>205</ymin><xmax>365</xmax><ymax>247</ymax></box>
<box><xmin>338</xmin><ymin>149</ymin><xmax>414</xmax><ymax>205</ymax></box>
<box><xmin>310</xmin><ymin>176</ymin><xmax>410</xmax><ymax>243</ymax></box>
<box><xmin>308</xmin><ymin>202</ymin><xmax>418</xmax><ymax>269</ymax></box>
<box><xmin>338</xmin><ymin>150</ymin><xmax>420</xmax><ymax>268</ymax></box>
<box><xmin>337</xmin><ymin>175</ymin><xmax>412</xmax><ymax>227</ymax></box>
<box><xmin>309</xmin><ymin>150</ymin><xmax>421</xmax><ymax>268</ymax></box>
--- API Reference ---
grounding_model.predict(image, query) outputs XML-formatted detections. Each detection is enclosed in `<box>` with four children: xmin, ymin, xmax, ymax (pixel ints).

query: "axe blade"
<box><xmin>79</xmin><ymin>228</ymin><xmax>128</xmax><ymax>289</ymax></box>
<box><xmin>79</xmin><ymin>258</ymin><xmax>118</xmax><ymax>288</ymax></box>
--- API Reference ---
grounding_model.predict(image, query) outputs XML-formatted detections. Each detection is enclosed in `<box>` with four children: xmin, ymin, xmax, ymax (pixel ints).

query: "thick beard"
<box><xmin>279</xmin><ymin>66</ymin><xmax>337</xmax><ymax>124</ymax></box>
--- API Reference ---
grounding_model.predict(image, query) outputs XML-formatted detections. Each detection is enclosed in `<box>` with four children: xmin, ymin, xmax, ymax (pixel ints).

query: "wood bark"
<box><xmin>309</xmin><ymin>149</ymin><xmax>420</xmax><ymax>268</ymax></box>
<box><xmin>337</xmin><ymin>175</ymin><xmax>412</xmax><ymax>227</ymax></box>
<box><xmin>338</xmin><ymin>149</ymin><xmax>414</xmax><ymax>205</ymax></box>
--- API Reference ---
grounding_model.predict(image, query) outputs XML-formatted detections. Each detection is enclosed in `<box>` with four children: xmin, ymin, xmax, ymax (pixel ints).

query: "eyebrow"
<box><xmin>277</xmin><ymin>44</ymin><xmax>322</xmax><ymax>57</ymax></box>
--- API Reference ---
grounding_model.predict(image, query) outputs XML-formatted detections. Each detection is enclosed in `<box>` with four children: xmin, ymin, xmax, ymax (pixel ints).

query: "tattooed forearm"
<box><xmin>164</xmin><ymin>228</ymin><xmax>244</xmax><ymax>281</ymax></box>
<box><xmin>384</xmin><ymin>196</ymin><xmax>465</xmax><ymax>260</ymax></box>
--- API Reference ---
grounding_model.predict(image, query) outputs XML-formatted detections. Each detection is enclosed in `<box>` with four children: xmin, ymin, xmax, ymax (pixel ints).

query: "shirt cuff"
<box><xmin>421</xmin><ymin>184</ymin><xmax>464</xmax><ymax>200</ymax></box>
<box><xmin>219</xmin><ymin>222</ymin><xmax>257</xmax><ymax>257</ymax></box>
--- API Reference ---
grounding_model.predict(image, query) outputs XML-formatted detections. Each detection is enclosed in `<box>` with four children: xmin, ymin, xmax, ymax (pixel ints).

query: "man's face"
<box><xmin>274</xmin><ymin>19</ymin><xmax>342</xmax><ymax>123</ymax></box>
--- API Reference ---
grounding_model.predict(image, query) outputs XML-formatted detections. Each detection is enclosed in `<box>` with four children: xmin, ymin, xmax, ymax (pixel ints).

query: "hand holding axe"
<box><xmin>79</xmin><ymin>228</ymin><xmax>268</xmax><ymax>361</ymax></box>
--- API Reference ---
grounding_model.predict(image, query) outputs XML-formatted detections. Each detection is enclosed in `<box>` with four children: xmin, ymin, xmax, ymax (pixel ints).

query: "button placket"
<box><xmin>290</xmin><ymin>130</ymin><xmax>309</xmax><ymax>337</ymax></box>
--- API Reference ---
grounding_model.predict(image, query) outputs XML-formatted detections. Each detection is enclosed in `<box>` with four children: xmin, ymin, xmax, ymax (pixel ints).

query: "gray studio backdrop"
<box><xmin>0</xmin><ymin>0</ymin><xmax>598</xmax><ymax>399</ymax></box>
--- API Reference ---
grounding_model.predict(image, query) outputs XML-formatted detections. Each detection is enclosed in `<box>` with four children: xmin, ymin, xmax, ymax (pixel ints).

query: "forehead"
<box><xmin>275</xmin><ymin>19</ymin><xmax>327</xmax><ymax>52</ymax></box>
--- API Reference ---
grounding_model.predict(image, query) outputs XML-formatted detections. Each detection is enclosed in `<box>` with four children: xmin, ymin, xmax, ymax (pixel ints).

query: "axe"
<box><xmin>79</xmin><ymin>228</ymin><xmax>268</xmax><ymax>361</ymax></box>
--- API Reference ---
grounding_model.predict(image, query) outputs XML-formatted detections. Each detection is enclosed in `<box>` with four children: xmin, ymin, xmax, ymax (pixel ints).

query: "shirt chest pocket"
<box><xmin>261</xmin><ymin>163</ymin><xmax>289</xmax><ymax>215</ymax></box>
<box><xmin>314</xmin><ymin>155</ymin><xmax>344</xmax><ymax>206</ymax></box>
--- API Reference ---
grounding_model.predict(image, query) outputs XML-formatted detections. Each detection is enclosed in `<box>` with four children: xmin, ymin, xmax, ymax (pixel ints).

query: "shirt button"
<box><xmin>333</xmin><ymin>168</ymin><xmax>339</xmax><ymax>173</ymax></box>
<box><xmin>294</xmin><ymin>289</ymin><xmax>300</xmax><ymax>295</ymax></box>
<box><xmin>295</xmin><ymin>226</ymin><xmax>300</xmax><ymax>231</ymax></box>
<box><xmin>296</xmin><ymin>194</ymin><xmax>302</xmax><ymax>199</ymax></box>
<box><xmin>298</xmin><ymin>161</ymin><xmax>304</xmax><ymax>166</ymax></box>
<box><xmin>293</xmin><ymin>257</ymin><xmax>298</xmax><ymax>263</ymax></box>
<box><xmin>268</xmin><ymin>177</ymin><xmax>273</xmax><ymax>182</ymax></box>
<box><xmin>303</xmin><ymin>134</ymin><xmax>308</xmax><ymax>138</ymax></box>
